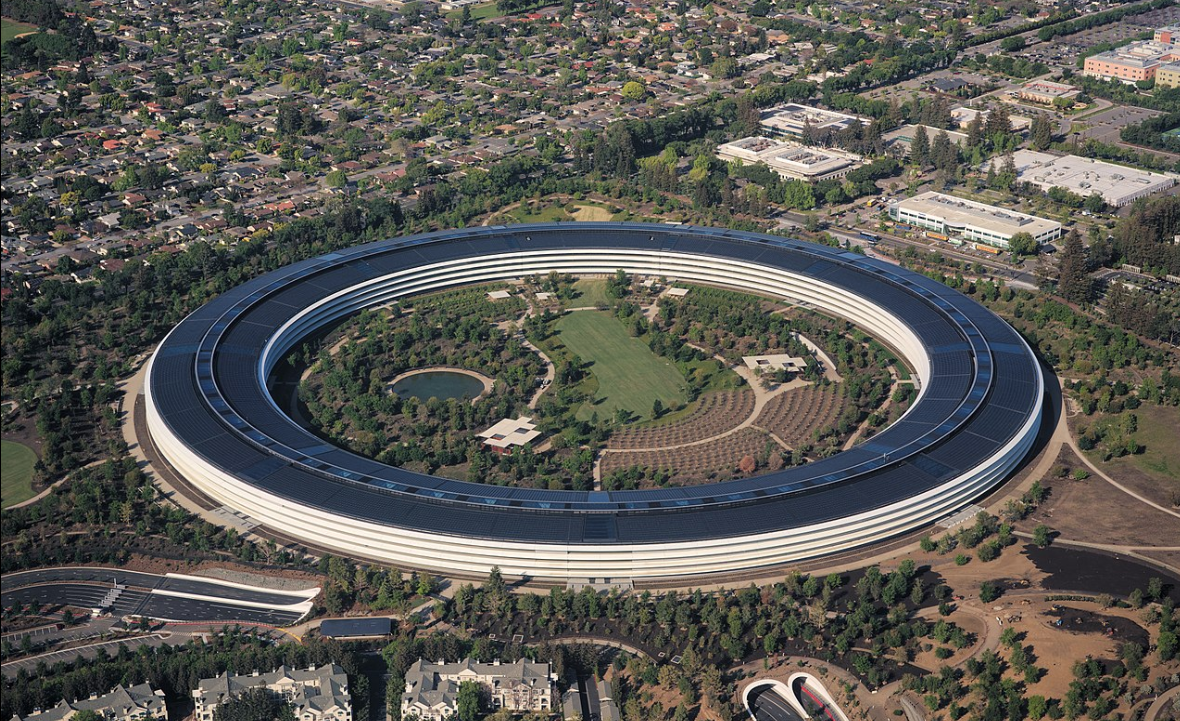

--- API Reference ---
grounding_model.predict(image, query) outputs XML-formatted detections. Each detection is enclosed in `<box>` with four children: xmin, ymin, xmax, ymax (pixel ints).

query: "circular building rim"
<box><xmin>144</xmin><ymin>223</ymin><xmax>1043</xmax><ymax>566</ymax></box>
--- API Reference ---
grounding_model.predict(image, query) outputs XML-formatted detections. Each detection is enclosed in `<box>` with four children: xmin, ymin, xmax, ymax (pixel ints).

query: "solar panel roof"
<box><xmin>149</xmin><ymin>223</ymin><xmax>1042</xmax><ymax>545</ymax></box>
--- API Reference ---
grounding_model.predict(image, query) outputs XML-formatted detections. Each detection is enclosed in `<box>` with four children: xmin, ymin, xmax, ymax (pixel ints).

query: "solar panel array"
<box><xmin>149</xmin><ymin>223</ymin><xmax>1041</xmax><ymax>544</ymax></box>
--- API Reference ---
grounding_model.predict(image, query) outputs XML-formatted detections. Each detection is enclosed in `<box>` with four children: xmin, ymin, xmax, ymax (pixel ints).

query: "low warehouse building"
<box><xmin>1008</xmin><ymin>150</ymin><xmax>1177</xmax><ymax>207</ymax></box>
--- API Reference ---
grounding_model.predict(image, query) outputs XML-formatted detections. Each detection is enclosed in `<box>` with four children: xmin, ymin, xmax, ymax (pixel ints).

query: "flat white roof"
<box><xmin>478</xmin><ymin>417</ymin><xmax>541</xmax><ymax>449</ymax></box>
<box><xmin>743</xmin><ymin>354</ymin><xmax>807</xmax><ymax>371</ymax></box>
<box><xmin>487</xmin><ymin>290</ymin><xmax>513</xmax><ymax>300</ymax></box>
<box><xmin>717</xmin><ymin>137</ymin><xmax>862</xmax><ymax>180</ymax></box>
<box><xmin>1007</xmin><ymin>150</ymin><xmax>1177</xmax><ymax>206</ymax></box>
<box><xmin>892</xmin><ymin>191</ymin><xmax>1061</xmax><ymax>238</ymax></box>
<box><xmin>760</xmin><ymin>103</ymin><xmax>868</xmax><ymax>133</ymax></box>
<box><xmin>666</xmin><ymin>287</ymin><xmax>689</xmax><ymax>297</ymax></box>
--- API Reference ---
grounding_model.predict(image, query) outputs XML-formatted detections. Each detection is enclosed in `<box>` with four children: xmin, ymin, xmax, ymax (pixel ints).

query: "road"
<box><xmin>2</xmin><ymin>567</ymin><xmax>316</xmax><ymax>607</ymax></box>
<box><xmin>747</xmin><ymin>686</ymin><xmax>804</xmax><ymax>721</ymax></box>
<box><xmin>1</xmin><ymin>567</ymin><xmax>317</xmax><ymax>626</ymax></box>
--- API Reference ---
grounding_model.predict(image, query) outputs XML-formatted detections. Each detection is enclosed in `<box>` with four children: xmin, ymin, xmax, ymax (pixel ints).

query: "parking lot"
<box><xmin>1073</xmin><ymin>105</ymin><xmax>1165</xmax><ymax>144</ymax></box>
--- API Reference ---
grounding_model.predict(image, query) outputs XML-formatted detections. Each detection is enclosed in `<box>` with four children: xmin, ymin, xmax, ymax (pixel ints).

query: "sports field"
<box><xmin>1</xmin><ymin>18</ymin><xmax>38</xmax><ymax>44</ymax></box>
<box><xmin>555</xmin><ymin>311</ymin><xmax>687</xmax><ymax>421</ymax></box>
<box><xmin>2</xmin><ymin>439</ymin><xmax>38</xmax><ymax>508</ymax></box>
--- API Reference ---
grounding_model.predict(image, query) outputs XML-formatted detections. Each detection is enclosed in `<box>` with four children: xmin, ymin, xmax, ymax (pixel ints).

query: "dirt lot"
<box><xmin>1017</xmin><ymin>449</ymin><xmax>1180</xmax><ymax>548</ymax></box>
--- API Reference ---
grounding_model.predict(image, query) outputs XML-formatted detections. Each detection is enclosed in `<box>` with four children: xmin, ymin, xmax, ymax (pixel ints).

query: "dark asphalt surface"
<box><xmin>2</xmin><ymin>569</ymin><xmax>311</xmax><ymax>625</ymax></box>
<box><xmin>3</xmin><ymin>567</ymin><xmax>312</xmax><ymax>606</ymax></box>
<box><xmin>748</xmin><ymin>686</ymin><xmax>804</xmax><ymax>721</ymax></box>
<box><xmin>1</xmin><ymin>584</ymin><xmax>150</xmax><ymax>617</ymax></box>
<box><xmin>135</xmin><ymin>595</ymin><xmax>303</xmax><ymax>625</ymax></box>
<box><xmin>2</xmin><ymin>583</ymin><xmax>303</xmax><ymax>625</ymax></box>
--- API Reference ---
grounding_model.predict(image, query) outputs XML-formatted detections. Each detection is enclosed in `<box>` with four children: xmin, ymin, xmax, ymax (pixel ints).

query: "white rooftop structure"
<box><xmin>883</xmin><ymin>125</ymin><xmax>969</xmax><ymax>155</ymax></box>
<box><xmin>666</xmin><ymin>287</ymin><xmax>689</xmax><ymax>297</ymax></box>
<box><xmin>717</xmin><ymin>137</ymin><xmax>864</xmax><ymax>183</ymax></box>
<box><xmin>743</xmin><ymin>354</ymin><xmax>808</xmax><ymax>372</ymax></box>
<box><xmin>1007</xmin><ymin>150</ymin><xmax>1177</xmax><ymax>207</ymax></box>
<box><xmin>487</xmin><ymin>290</ymin><xmax>513</xmax><ymax>300</ymax></box>
<box><xmin>951</xmin><ymin>107</ymin><xmax>1032</xmax><ymax>131</ymax></box>
<box><xmin>1017</xmin><ymin>80</ymin><xmax>1080</xmax><ymax>104</ymax></box>
<box><xmin>478</xmin><ymin>417</ymin><xmax>542</xmax><ymax>452</ymax></box>
<box><xmin>759</xmin><ymin>103</ymin><xmax>869</xmax><ymax>138</ymax></box>
<box><xmin>889</xmin><ymin>191</ymin><xmax>1062</xmax><ymax>248</ymax></box>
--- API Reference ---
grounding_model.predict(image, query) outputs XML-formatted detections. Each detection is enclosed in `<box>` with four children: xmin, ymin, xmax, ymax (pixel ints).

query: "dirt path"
<box><xmin>508</xmin><ymin>299</ymin><xmax>556</xmax><ymax>409</ymax></box>
<box><xmin>1059</xmin><ymin>392</ymin><xmax>1180</xmax><ymax>520</ymax></box>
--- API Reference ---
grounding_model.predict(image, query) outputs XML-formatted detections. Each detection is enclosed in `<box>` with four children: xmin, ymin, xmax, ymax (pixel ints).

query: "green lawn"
<box><xmin>2</xmin><ymin>439</ymin><xmax>38</xmax><ymax>508</ymax></box>
<box><xmin>570</xmin><ymin>279</ymin><xmax>612</xmax><ymax>308</ymax></box>
<box><xmin>505</xmin><ymin>203</ymin><xmax>572</xmax><ymax>223</ymax></box>
<box><xmin>1125</xmin><ymin>405</ymin><xmax>1180</xmax><ymax>481</ymax></box>
<box><xmin>1</xmin><ymin>18</ymin><xmax>37</xmax><ymax>44</ymax></box>
<box><xmin>445</xmin><ymin>1</ymin><xmax>561</xmax><ymax>21</ymax></box>
<box><xmin>445</xmin><ymin>2</ymin><xmax>504</xmax><ymax>21</ymax></box>
<box><xmin>555</xmin><ymin>311</ymin><xmax>687</xmax><ymax>421</ymax></box>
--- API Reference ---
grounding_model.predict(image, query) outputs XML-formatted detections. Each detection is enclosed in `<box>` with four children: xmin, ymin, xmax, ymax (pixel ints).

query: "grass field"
<box><xmin>570</xmin><ymin>203</ymin><xmax>615</xmax><ymax>221</ymax></box>
<box><xmin>570</xmin><ymin>279</ymin><xmax>611</xmax><ymax>307</ymax></box>
<box><xmin>1124</xmin><ymin>405</ymin><xmax>1180</xmax><ymax>481</ymax></box>
<box><xmin>445</xmin><ymin>0</ymin><xmax>560</xmax><ymax>21</ymax></box>
<box><xmin>555</xmin><ymin>311</ymin><xmax>687</xmax><ymax>421</ymax></box>
<box><xmin>2</xmin><ymin>18</ymin><xmax>37</xmax><ymax>43</ymax></box>
<box><xmin>505</xmin><ymin>203</ymin><xmax>571</xmax><ymax>223</ymax></box>
<box><xmin>2</xmin><ymin>439</ymin><xmax>38</xmax><ymax>508</ymax></box>
<box><xmin>1095</xmin><ymin>404</ymin><xmax>1180</xmax><ymax>508</ymax></box>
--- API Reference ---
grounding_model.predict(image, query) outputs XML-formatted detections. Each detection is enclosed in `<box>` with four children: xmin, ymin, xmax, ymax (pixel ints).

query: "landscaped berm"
<box><xmin>1</xmin><ymin>439</ymin><xmax>38</xmax><ymax>508</ymax></box>
<box><xmin>555</xmin><ymin>310</ymin><xmax>687</xmax><ymax>421</ymax></box>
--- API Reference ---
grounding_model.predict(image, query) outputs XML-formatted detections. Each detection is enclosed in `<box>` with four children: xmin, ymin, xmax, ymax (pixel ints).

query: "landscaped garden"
<box><xmin>291</xmin><ymin>272</ymin><xmax>906</xmax><ymax>490</ymax></box>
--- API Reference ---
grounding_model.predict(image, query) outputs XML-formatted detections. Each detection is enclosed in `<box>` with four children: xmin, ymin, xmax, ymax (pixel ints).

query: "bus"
<box><xmin>858</xmin><ymin>230</ymin><xmax>880</xmax><ymax>244</ymax></box>
<box><xmin>926</xmin><ymin>231</ymin><xmax>949</xmax><ymax>241</ymax></box>
<box><xmin>974</xmin><ymin>243</ymin><xmax>1002</xmax><ymax>255</ymax></box>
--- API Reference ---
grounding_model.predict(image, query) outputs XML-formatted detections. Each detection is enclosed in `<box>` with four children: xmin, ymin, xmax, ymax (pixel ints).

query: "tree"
<box><xmin>1032</xmin><ymin>524</ymin><xmax>1052</xmax><ymax>547</ymax></box>
<box><xmin>1056</xmin><ymin>230</ymin><xmax>1093</xmax><ymax>304</ymax></box>
<box><xmin>621</xmin><ymin>80</ymin><xmax>646</xmax><ymax>101</ymax></box>
<box><xmin>979</xmin><ymin>580</ymin><xmax>1000</xmax><ymax>603</ymax></box>
<box><xmin>1007</xmin><ymin>231</ymin><xmax>1037</xmax><ymax>257</ymax></box>
<box><xmin>1031</xmin><ymin>114</ymin><xmax>1053</xmax><ymax>151</ymax></box>
<box><xmin>910</xmin><ymin>124</ymin><xmax>930</xmax><ymax>167</ymax></box>
<box><xmin>457</xmin><ymin>681</ymin><xmax>482</xmax><ymax>721</ymax></box>
<box><xmin>326</xmin><ymin>169</ymin><xmax>349</xmax><ymax>187</ymax></box>
<box><xmin>213</xmin><ymin>688</ymin><xmax>296</xmax><ymax>721</ymax></box>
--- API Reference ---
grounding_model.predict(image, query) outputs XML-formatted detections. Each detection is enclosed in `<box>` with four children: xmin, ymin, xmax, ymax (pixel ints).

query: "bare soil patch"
<box><xmin>1019</xmin><ymin>449</ymin><xmax>1180</xmax><ymax>548</ymax></box>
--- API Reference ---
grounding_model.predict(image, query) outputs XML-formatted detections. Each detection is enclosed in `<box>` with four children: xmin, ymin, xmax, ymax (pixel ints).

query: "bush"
<box><xmin>979</xmin><ymin>581</ymin><xmax>1001</xmax><ymax>603</ymax></box>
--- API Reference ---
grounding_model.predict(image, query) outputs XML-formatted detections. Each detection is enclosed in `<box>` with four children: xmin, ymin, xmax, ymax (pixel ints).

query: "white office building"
<box><xmin>759</xmin><ymin>103</ymin><xmax>869</xmax><ymax>138</ymax></box>
<box><xmin>888</xmin><ymin>191</ymin><xmax>1063</xmax><ymax>248</ymax></box>
<box><xmin>717</xmin><ymin>136</ymin><xmax>864</xmax><ymax>183</ymax></box>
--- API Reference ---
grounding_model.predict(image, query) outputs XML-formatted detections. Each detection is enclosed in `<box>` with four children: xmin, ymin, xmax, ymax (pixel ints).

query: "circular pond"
<box><xmin>389</xmin><ymin>369</ymin><xmax>491</xmax><ymax>401</ymax></box>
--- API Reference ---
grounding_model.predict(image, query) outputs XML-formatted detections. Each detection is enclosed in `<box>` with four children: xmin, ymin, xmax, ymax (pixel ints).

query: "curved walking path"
<box><xmin>1063</xmin><ymin>423</ymin><xmax>1180</xmax><ymax>520</ymax></box>
<box><xmin>1145</xmin><ymin>683</ymin><xmax>1180</xmax><ymax>721</ymax></box>
<box><xmin>599</xmin><ymin>338</ymin><xmax>809</xmax><ymax>455</ymax></box>
<box><xmin>386</xmin><ymin>367</ymin><xmax>495</xmax><ymax>399</ymax></box>
<box><xmin>5</xmin><ymin>459</ymin><xmax>104</xmax><ymax>510</ymax></box>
